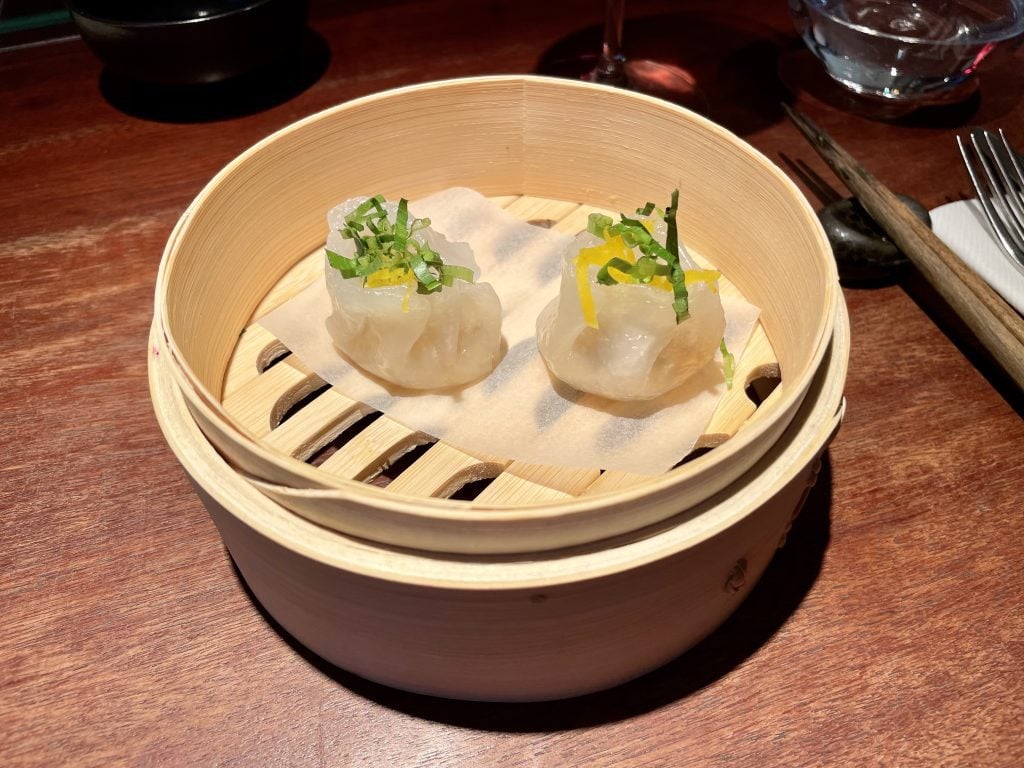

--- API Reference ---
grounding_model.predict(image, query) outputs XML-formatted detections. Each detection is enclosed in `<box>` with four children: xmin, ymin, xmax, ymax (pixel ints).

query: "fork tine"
<box><xmin>983</xmin><ymin>130</ymin><xmax>1024</xmax><ymax>240</ymax></box>
<box><xmin>970</xmin><ymin>132</ymin><xmax>1020</xmax><ymax>241</ymax></box>
<box><xmin>997</xmin><ymin>129</ymin><xmax>1024</xmax><ymax>181</ymax></box>
<box><xmin>996</xmin><ymin>129</ymin><xmax>1024</xmax><ymax>212</ymax></box>
<box><xmin>958</xmin><ymin>132</ymin><xmax>1024</xmax><ymax>269</ymax></box>
<box><xmin>958</xmin><ymin>134</ymin><xmax>1014</xmax><ymax>249</ymax></box>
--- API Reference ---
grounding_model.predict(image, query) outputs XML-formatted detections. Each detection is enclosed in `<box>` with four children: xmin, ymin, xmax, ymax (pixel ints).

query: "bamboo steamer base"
<box><xmin>149</xmin><ymin>77</ymin><xmax>848</xmax><ymax>700</ymax></box>
<box><xmin>221</xmin><ymin>195</ymin><xmax>781</xmax><ymax>514</ymax></box>
<box><xmin>149</xmin><ymin>298</ymin><xmax>846</xmax><ymax>702</ymax></box>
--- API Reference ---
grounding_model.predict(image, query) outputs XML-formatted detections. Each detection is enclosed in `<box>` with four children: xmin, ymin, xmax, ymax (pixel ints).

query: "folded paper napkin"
<box><xmin>930</xmin><ymin>199</ymin><xmax>1024</xmax><ymax>315</ymax></box>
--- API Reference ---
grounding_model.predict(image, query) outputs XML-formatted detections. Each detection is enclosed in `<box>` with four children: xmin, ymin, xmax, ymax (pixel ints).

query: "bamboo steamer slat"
<box><xmin>153</xmin><ymin>75</ymin><xmax>839</xmax><ymax>554</ymax></box>
<box><xmin>148</xmin><ymin>294</ymin><xmax>848</xmax><ymax>701</ymax></box>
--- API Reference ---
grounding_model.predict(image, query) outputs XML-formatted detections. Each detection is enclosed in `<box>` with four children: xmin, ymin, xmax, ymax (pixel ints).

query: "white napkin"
<box><xmin>930</xmin><ymin>199</ymin><xmax>1024</xmax><ymax>314</ymax></box>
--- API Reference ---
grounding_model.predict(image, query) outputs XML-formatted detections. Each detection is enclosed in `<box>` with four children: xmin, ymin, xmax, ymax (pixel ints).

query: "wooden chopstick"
<box><xmin>783</xmin><ymin>104</ymin><xmax>1024</xmax><ymax>391</ymax></box>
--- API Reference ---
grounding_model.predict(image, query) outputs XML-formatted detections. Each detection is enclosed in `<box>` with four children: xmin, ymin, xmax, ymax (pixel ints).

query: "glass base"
<box><xmin>830</xmin><ymin>70</ymin><xmax>979</xmax><ymax>109</ymax></box>
<box><xmin>554</xmin><ymin>54</ymin><xmax>706</xmax><ymax>111</ymax></box>
<box><xmin>619</xmin><ymin>59</ymin><xmax>702</xmax><ymax>106</ymax></box>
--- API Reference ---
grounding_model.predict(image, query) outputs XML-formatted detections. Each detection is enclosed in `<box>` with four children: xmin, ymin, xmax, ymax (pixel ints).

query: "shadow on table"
<box><xmin>98</xmin><ymin>28</ymin><xmax>330</xmax><ymax>123</ymax></box>
<box><xmin>901</xmin><ymin>271</ymin><xmax>1024</xmax><ymax>417</ymax></box>
<box><xmin>533</xmin><ymin>11</ymin><xmax>792</xmax><ymax>137</ymax></box>
<box><xmin>233</xmin><ymin>454</ymin><xmax>833</xmax><ymax>730</ymax></box>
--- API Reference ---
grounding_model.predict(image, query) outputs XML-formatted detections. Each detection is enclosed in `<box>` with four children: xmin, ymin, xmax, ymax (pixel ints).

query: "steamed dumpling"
<box><xmin>324</xmin><ymin>195</ymin><xmax>502</xmax><ymax>389</ymax></box>
<box><xmin>536</xmin><ymin>197</ymin><xmax>726</xmax><ymax>401</ymax></box>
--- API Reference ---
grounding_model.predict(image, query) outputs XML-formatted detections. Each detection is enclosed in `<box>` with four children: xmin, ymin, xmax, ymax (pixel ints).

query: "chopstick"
<box><xmin>783</xmin><ymin>104</ymin><xmax>1024</xmax><ymax>391</ymax></box>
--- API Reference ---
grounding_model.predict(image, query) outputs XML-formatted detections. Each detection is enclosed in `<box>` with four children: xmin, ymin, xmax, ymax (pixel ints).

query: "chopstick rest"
<box><xmin>817</xmin><ymin>194</ymin><xmax>929</xmax><ymax>283</ymax></box>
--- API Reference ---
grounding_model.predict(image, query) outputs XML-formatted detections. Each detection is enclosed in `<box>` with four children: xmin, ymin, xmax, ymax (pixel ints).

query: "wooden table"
<box><xmin>3</xmin><ymin>1</ymin><xmax>1022</xmax><ymax>765</ymax></box>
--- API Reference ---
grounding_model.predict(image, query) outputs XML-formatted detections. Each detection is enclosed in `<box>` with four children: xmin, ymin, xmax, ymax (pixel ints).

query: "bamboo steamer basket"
<box><xmin>148</xmin><ymin>301</ymin><xmax>847</xmax><ymax>702</ymax></box>
<box><xmin>152</xmin><ymin>75</ymin><xmax>841</xmax><ymax>555</ymax></box>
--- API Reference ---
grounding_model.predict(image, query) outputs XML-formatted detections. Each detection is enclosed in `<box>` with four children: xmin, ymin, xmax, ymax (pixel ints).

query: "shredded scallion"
<box><xmin>586</xmin><ymin>190</ymin><xmax>697</xmax><ymax>323</ymax></box>
<box><xmin>325</xmin><ymin>195</ymin><xmax>474</xmax><ymax>295</ymax></box>
<box><xmin>720</xmin><ymin>337</ymin><xmax>735</xmax><ymax>389</ymax></box>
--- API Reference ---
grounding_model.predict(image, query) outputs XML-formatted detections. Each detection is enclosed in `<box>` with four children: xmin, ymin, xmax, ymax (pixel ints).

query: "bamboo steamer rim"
<box><xmin>153</xmin><ymin>75</ymin><xmax>839</xmax><ymax>522</ymax></box>
<box><xmin>149</xmin><ymin>296</ymin><xmax>848</xmax><ymax>589</ymax></box>
<box><xmin>154</xmin><ymin>317</ymin><xmax>805</xmax><ymax>528</ymax></box>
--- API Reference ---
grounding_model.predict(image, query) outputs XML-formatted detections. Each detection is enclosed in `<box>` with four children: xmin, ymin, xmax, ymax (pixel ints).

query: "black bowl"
<box><xmin>68</xmin><ymin>0</ymin><xmax>310</xmax><ymax>85</ymax></box>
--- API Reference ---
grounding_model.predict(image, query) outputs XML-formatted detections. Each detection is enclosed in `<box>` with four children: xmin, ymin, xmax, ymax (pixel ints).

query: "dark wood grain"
<box><xmin>2</xmin><ymin>1</ymin><xmax>1022</xmax><ymax>766</ymax></box>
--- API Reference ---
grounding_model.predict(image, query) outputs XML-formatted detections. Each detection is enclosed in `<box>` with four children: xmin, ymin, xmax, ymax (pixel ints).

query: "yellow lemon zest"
<box><xmin>573</xmin><ymin>236</ymin><xmax>632</xmax><ymax>328</ymax></box>
<box><xmin>684</xmin><ymin>269</ymin><xmax>721</xmax><ymax>293</ymax></box>
<box><xmin>365</xmin><ymin>266</ymin><xmax>416</xmax><ymax>312</ymax></box>
<box><xmin>648</xmin><ymin>276</ymin><xmax>674</xmax><ymax>292</ymax></box>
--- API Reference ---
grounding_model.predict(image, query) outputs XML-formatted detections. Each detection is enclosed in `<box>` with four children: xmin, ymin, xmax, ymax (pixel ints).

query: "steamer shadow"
<box><xmin>230</xmin><ymin>454</ymin><xmax>833</xmax><ymax>729</ymax></box>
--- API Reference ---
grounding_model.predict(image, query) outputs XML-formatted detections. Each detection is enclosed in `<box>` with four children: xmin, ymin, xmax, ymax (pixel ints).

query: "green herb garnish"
<box><xmin>720</xmin><ymin>337</ymin><xmax>735</xmax><ymax>389</ymax></box>
<box><xmin>325</xmin><ymin>195</ymin><xmax>474</xmax><ymax>294</ymax></box>
<box><xmin>586</xmin><ymin>212</ymin><xmax>614</xmax><ymax>237</ymax></box>
<box><xmin>586</xmin><ymin>190</ymin><xmax>691</xmax><ymax>323</ymax></box>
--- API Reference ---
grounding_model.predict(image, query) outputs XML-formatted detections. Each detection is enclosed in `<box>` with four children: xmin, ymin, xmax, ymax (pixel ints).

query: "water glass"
<box><xmin>789</xmin><ymin>0</ymin><xmax>1024</xmax><ymax>103</ymax></box>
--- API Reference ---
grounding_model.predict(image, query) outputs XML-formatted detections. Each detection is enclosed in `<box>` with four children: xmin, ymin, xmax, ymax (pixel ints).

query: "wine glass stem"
<box><xmin>594</xmin><ymin>0</ymin><xmax>627</xmax><ymax>85</ymax></box>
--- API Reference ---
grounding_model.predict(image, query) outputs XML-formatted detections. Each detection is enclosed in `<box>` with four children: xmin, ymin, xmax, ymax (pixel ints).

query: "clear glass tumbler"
<box><xmin>789</xmin><ymin>0</ymin><xmax>1024</xmax><ymax>103</ymax></box>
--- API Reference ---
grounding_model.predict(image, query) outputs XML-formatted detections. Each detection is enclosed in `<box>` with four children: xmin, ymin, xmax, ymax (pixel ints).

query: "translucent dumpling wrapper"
<box><xmin>324</xmin><ymin>196</ymin><xmax>502</xmax><ymax>390</ymax></box>
<box><xmin>537</xmin><ymin>208</ymin><xmax>726</xmax><ymax>401</ymax></box>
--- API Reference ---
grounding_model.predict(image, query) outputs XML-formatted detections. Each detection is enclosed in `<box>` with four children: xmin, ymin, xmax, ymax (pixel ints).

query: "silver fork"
<box><xmin>957</xmin><ymin>129</ymin><xmax>1024</xmax><ymax>271</ymax></box>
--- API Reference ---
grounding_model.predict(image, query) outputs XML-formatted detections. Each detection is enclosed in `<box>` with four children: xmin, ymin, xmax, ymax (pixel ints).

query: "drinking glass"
<box><xmin>587</xmin><ymin>0</ymin><xmax>700</xmax><ymax>102</ymax></box>
<box><xmin>789</xmin><ymin>0</ymin><xmax>1024</xmax><ymax>104</ymax></box>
